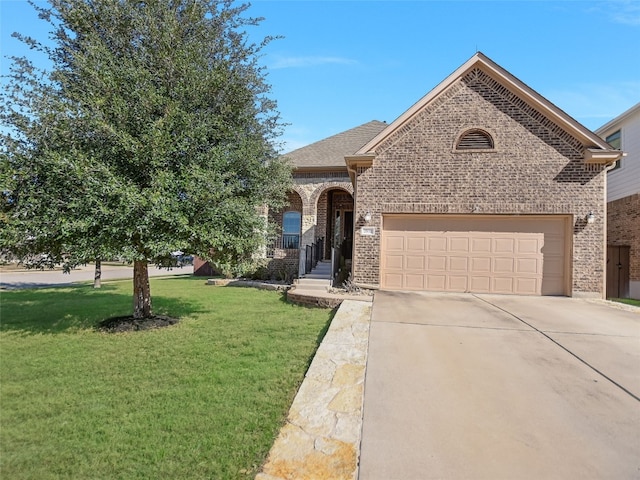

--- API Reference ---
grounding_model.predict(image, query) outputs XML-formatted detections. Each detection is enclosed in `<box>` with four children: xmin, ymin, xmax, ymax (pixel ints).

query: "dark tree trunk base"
<box><xmin>97</xmin><ymin>315</ymin><xmax>179</xmax><ymax>333</ymax></box>
<box><xmin>133</xmin><ymin>260</ymin><xmax>152</xmax><ymax>318</ymax></box>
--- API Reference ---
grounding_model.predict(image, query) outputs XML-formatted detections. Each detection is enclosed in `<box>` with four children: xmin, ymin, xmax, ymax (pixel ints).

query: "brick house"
<box><xmin>345</xmin><ymin>53</ymin><xmax>621</xmax><ymax>297</ymax></box>
<box><xmin>198</xmin><ymin>53</ymin><xmax>622</xmax><ymax>297</ymax></box>
<box><xmin>596</xmin><ymin>103</ymin><xmax>640</xmax><ymax>299</ymax></box>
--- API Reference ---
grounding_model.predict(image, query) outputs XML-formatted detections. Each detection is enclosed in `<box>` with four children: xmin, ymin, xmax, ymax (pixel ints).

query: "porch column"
<box><xmin>301</xmin><ymin>212</ymin><xmax>316</xmax><ymax>247</ymax></box>
<box><xmin>256</xmin><ymin>204</ymin><xmax>269</xmax><ymax>258</ymax></box>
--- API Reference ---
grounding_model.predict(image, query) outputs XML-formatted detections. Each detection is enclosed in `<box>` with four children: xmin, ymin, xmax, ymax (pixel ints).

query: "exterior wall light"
<box><xmin>363</xmin><ymin>212</ymin><xmax>372</xmax><ymax>223</ymax></box>
<box><xmin>586</xmin><ymin>212</ymin><xmax>595</xmax><ymax>224</ymax></box>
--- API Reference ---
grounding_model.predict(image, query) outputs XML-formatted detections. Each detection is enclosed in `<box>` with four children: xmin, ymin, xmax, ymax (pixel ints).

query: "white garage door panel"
<box><xmin>381</xmin><ymin>215</ymin><xmax>567</xmax><ymax>296</ymax></box>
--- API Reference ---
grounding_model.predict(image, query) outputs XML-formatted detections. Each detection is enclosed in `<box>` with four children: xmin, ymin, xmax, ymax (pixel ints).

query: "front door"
<box><xmin>607</xmin><ymin>246</ymin><xmax>630</xmax><ymax>298</ymax></box>
<box><xmin>343</xmin><ymin>210</ymin><xmax>353</xmax><ymax>260</ymax></box>
<box><xmin>332</xmin><ymin>209</ymin><xmax>354</xmax><ymax>260</ymax></box>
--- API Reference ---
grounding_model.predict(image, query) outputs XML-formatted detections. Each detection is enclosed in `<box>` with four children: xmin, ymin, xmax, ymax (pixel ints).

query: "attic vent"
<box><xmin>456</xmin><ymin>129</ymin><xmax>494</xmax><ymax>150</ymax></box>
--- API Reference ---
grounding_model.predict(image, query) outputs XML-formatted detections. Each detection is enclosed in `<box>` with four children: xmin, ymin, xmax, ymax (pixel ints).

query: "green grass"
<box><xmin>610</xmin><ymin>297</ymin><xmax>640</xmax><ymax>307</ymax></box>
<box><xmin>0</xmin><ymin>277</ymin><xmax>333</xmax><ymax>479</ymax></box>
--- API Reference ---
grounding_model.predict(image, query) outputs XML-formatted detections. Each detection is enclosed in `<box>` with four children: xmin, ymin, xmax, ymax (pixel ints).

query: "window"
<box><xmin>606</xmin><ymin>129</ymin><xmax>622</xmax><ymax>171</ymax></box>
<box><xmin>456</xmin><ymin>129</ymin><xmax>494</xmax><ymax>150</ymax></box>
<box><xmin>282</xmin><ymin>211</ymin><xmax>301</xmax><ymax>249</ymax></box>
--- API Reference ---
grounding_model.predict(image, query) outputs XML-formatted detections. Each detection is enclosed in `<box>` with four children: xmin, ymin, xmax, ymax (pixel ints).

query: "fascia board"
<box><xmin>583</xmin><ymin>149</ymin><xmax>626</xmax><ymax>164</ymax></box>
<box><xmin>293</xmin><ymin>166</ymin><xmax>348</xmax><ymax>173</ymax></box>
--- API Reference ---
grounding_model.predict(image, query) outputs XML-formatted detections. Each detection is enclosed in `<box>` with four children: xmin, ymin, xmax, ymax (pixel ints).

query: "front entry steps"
<box><xmin>288</xmin><ymin>260</ymin><xmax>372</xmax><ymax>308</ymax></box>
<box><xmin>297</xmin><ymin>260</ymin><xmax>332</xmax><ymax>288</ymax></box>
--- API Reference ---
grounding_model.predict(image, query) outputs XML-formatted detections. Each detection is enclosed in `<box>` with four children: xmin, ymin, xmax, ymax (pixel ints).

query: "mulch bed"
<box><xmin>97</xmin><ymin>315</ymin><xmax>179</xmax><ymax>333</ymax></box>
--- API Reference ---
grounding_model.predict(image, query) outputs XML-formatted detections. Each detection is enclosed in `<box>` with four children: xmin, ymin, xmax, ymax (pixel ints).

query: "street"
<box><xmin>0</xmin><ymin>263</ymin><xmax>193</xmax><ymax>290</ymax></box>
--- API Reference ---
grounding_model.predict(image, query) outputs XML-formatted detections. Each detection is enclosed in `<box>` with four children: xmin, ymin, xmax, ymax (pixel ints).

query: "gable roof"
<box><xmin>285</xmin><ymin>120</ymin><xmax>387</xmax><ymax>170</ymax></box>
<box><xmin>355</xmin><ymin>52</ymin><xmax>616</xmax><ymax>157</ymax></box>
<box><xmin>595</xmin><ymin>102</ymin><xmax>640</xmax><ymax>136</ymax></box>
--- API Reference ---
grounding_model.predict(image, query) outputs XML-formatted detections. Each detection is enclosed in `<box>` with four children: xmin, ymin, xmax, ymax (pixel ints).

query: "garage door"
<box><xmin>381</xmin><ymin>215</ymin><xmax>568</xmax><ymax>295</ymax></box>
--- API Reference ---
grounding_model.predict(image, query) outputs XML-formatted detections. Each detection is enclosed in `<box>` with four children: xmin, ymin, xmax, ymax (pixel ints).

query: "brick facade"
<box><xmin>265</xmin><ymin>175</ymin><xmax>353</xmax><ymax>278</ymax></box>
<box><xmin>269</xmin><ymin>190</ymin><xmax>303</xmax><ymax>237</ymax></box>
<box><xmin>607</xmin><ymin>193</ymin><xmax>640</xmax><ymax>283</ymax></box>
<box><xmin>352</xmin><ymin>71</ymin><xmax>607</xmax><ymax>296</ymax></box>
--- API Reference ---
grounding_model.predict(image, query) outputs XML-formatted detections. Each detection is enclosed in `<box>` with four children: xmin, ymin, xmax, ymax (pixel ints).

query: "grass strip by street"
<box><xmin>610</xmin><ymin>298</ymin><xmax>640</xmax><ymax>307</ymax></box>
<box><xmin>0</xmin><ymin>277</ymin><xmax>333</xmax><ymax>479</ymax></box>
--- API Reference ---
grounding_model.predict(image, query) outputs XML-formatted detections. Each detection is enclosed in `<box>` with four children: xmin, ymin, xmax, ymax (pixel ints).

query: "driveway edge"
<box><xmin>256</xmin><ymin>300</ymin><xmax>373</xmax><ymax>480</ymax></box>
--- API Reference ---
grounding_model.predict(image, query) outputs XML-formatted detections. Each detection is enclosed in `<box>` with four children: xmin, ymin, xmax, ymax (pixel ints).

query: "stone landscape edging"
<box><xmin>206</xmin><ymin>278</ymin><xmax>290</xmax><ymax>291</ymax></box>
<box><xmin>256</xmin><ymin>299</ymin><xmax>373</xmax><ymax>480</ymax></box>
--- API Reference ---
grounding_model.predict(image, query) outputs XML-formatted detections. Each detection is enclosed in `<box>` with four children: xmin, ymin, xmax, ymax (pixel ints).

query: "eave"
<box><xmin>583</xmin><ymin>149</ymin><xmax>625</xmax><ymax>165</ymax></box>
<box><xmin>345</xmin><ymin>154</ymin><xmax>375</xmax><ymax>184</ymax></box>
<box><xmin>293</xmin><ymin>165</ymin><xmax>348</xmax><ymax>173</ymax></box>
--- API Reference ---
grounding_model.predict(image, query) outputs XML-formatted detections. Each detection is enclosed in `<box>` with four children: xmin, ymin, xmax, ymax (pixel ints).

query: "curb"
<box><xmin>206</xmin><ymin>278</ymin><xmax>291</xmax><ymax>291</ymax></box>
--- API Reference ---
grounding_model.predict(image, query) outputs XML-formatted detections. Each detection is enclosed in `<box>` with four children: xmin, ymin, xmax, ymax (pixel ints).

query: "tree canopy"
<box><xmin>1</xmin><ymin>0</ymin><xmax>292</xmax><ymax>317</ymax></box>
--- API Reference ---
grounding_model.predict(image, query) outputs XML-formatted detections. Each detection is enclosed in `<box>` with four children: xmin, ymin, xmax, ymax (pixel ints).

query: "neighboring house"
<box><xmin>198</xmin><ymin>53</ymin><xmax>622</xmax><ymax>298</ymax></box>
<box><xmin>596</xmin><ymin>103</ymin><xmax>640</xmax><ymax>299</ymax></box>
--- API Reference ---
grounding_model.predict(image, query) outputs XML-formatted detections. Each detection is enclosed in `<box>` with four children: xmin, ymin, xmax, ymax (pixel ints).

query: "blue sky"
<box><xmin>2</xmin><ymin>0</ymin><xmax>639</xmax><ymax>152</ymax></box>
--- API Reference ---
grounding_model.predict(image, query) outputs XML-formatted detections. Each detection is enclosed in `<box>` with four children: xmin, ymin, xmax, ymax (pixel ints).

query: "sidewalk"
<box><xmin>0</xmin><ymin>264</ymin><xmax>193</xmax><ymax>289</ymax></box>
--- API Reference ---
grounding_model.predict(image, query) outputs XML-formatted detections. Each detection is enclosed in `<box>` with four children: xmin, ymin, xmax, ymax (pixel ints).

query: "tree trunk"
<box><xmin>94</xmin><ymin>258</ymin><xmax>102</xmax><ymax>288</ymax></box>
<box><xmin>133</xmin><ymin>260</ymin><xmax>152</xmax><ymax>318</ymax></box>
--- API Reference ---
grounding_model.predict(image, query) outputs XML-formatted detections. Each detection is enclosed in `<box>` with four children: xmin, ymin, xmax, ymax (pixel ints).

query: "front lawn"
<box><xmin>610</xmin><ymin>297</ymin><xmax>640</xmax><ymax>307</ymax></box>
<box><xmin>0</xmin><ymin>277</ymin><xmax>333</xmax><ymax>479</ymax></box>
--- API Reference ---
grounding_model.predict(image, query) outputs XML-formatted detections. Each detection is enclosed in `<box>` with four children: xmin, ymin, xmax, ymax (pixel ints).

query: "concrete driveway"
<box><xmin>359</xmin><ymin>291</ymin><xmax>640</xmax><ymax>479</ymax></box>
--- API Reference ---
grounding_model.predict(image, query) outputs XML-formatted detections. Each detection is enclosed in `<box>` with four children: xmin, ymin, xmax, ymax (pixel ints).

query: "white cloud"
<box><xmin>588</xmin><ymin>1</ymin><xmax>640</xmax><ymax>26</ymax></box>
<box><xmin>608</xmin><ymin>0</ymin><xmax>640</xmax><ymax>26</ymax></box>
<box><xmin>544</xmin><ymin>81</ymin><xmax>640</xmax><ymax>129</ymax></box>
<box><xmin>269</xmin><ymin>55</ymin><xmax>358</xmax><ymax>70</ymax></box>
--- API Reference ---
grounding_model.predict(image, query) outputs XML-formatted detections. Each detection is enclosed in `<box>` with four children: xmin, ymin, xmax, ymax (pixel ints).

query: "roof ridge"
<box><xmin>284</xmin><ymin>120</ymin><xmax>388</xmax><ymax>169</ymax></box>
<box><xmin>286</xmin><ymin>120</ymin><xmax>386</xmax><ymax>156</ymax></box>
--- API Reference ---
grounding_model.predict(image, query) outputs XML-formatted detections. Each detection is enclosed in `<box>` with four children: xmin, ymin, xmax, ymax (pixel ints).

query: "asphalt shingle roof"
<box><xmin>284</xmin><ymin>120</ymin><xmax>387</xmax><ymax>169</ymax></box>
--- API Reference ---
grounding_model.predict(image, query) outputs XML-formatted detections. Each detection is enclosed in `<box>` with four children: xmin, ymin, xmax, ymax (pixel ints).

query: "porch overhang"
<box><xmin>345</xmin><ymin>154</ymin><xmax>375</xmax><ymax>184</ymax></box>
<box><xmin>583</xmin><ymin>149</ymin><xmax>625</xmax><ymax>165</ymax></box>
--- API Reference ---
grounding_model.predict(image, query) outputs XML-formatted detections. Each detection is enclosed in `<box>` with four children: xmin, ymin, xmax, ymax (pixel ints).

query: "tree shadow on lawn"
<box><xmin>0</xmin><ymin>282</ymin><xmax>203</xmax><ymax>335</ymax></box>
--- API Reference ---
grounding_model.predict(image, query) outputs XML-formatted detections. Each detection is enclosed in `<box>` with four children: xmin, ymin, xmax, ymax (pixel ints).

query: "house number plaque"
<box><xmin>360</xmin><ymin>226</ymin><xmax>376</xmax><ymax>236</ymax></box>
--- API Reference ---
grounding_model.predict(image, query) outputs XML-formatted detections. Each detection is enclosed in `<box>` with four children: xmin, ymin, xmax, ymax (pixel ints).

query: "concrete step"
<box><xmin>297</xmin><ymin>278</ymin><xmax>331</xmax><ymax>287</ymax></box>
<box><xmin>311</xmin><ymin>264</ymin><xmax>331</xmax><ymax>270</ymax></box>
<box><xmin>309</xmin><ymin>271</ymin><xmax>331</xmax><ymax>277</ymax></box>
<box><xmin>311</xmin><ymin>262</ymin><xmax>331</xmax><ymax>268</ymax></box>
<box><xmin>304</xmin><ymin>273</ymin><xmax>332</xmax><ymax>280</ymax></box>
<box><xmin>294</xmin><ymin>284</ymin><xmax>330</xmax><ymax>292</ymax></box>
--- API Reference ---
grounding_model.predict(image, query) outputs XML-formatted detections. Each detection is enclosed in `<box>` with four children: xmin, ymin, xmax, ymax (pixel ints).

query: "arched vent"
<box><xmin>456</xmin><ymin>129</ymin><xmax>494</xmax><ymax>150</ymax></box>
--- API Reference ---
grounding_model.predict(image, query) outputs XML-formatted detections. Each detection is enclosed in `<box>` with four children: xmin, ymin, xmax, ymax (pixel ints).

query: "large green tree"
<box><xmin>1</xmin><ymin>0</ymin><xmax>291</xmax><ymax>318</ymax></box>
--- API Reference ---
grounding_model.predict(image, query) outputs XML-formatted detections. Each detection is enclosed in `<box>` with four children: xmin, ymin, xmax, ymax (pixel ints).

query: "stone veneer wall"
<box><xmin>353</xmin><ymin>69</ymin><xmax>607</xmax><ymax>295</ymax></box>
<box><xmin>260</xmin><ymin>172</ymin><xmax>353</xmax><ymax>277</ymax></box>
<box><xmin>607</xmin><ymin>193</ymin><xmax>640</xmax><ymax>295</ymax></box>
<box><xmin>291</xmin><ymin>172</ymin><xmax>353</xmax><ymax>249</ymax></box>
<box><xmin>316</xmin><ymin>191</ymin><xmax>328</xmax><ymax>255</ymax></box>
